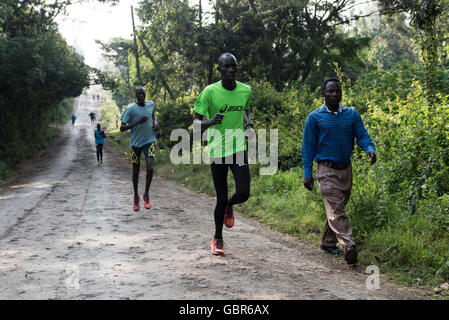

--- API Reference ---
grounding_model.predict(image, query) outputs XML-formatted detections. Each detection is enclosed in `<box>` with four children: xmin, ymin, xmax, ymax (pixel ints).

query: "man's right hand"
<box><xmin>138</xmin><ymin>116</ymin><xmax>149</xmax><ymax>124</ymax></box>
<box><xmin>211</xmin><ymin>113</ymin><xmax>225</xmax><ymax>125</ymax></box>
<box><xmin>304</xmin><ymin>177</ymin><xmax>314</xmax><ymax>191</ymax></box>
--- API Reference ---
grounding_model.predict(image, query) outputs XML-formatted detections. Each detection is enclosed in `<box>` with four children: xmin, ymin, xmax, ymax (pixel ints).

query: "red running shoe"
<box><xmin>133</xmin><ymin>195</ymin><xmax>140</xmax><ymax>211</ymax></box>
<box><xmin>143</xmin><ymin>193</ymin><xmax>152</xmax><ymax>209</ymax></box>
<box><xmin>211</xmin><ymin>238</ymin><xmax>225</xmax><ymax>255</ymax></box>
<box><xmin>224</xmin><ymin>207</ymin><xmax>234</xmax><ymax>228</ymax></box>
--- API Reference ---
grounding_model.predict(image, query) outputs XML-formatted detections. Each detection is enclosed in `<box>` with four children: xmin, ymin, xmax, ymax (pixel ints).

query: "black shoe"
<box><xmin>345</xmin><ymin>245</ymin><xmax>358</xmax><ymax>265</ymax></box>
<box><xmin>320</xmin><ymin>245</ymin><xmax>341</xmax><ymax>255</ymax></box>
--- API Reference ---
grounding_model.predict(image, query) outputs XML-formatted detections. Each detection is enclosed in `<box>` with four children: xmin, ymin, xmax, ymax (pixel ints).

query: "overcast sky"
<box><xmin>56</xmin><ymin>0</ymin><xmax>142</xmax><ymax>67</ymax></box>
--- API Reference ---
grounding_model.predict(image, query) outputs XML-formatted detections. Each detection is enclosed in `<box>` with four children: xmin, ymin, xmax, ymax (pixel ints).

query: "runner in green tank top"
<box><xmin>193</xmin><ymin>53</ymin><xmax>255</xmax><ymax>255</ymax></box>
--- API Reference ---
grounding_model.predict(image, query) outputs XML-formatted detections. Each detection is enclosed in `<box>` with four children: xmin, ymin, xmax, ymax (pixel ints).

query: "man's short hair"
<box><xmin>135</xmin><ymin>86</ymin><xmax>145</xmax><ymax>93</ymax></box>
<box><xmin>218</xmin><ymin>53</ymin><xmax>237</xmax><ymax>65</ymax></box>
<box><xmin>322</xmin><ymin>78</ymin><xmax>341</xmax><ymax>94</ymax></box>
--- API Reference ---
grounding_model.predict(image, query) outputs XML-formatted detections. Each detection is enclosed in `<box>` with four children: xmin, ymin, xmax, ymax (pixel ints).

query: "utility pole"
<box><xmin>199</xmin><ymin>0</ymin><xmax>202</xmax><ymax>28</ymax></box>
<box><xmin>131</xmin><ymin>5</ymin><xmax>141</xmax><ymax>84</ymax></box>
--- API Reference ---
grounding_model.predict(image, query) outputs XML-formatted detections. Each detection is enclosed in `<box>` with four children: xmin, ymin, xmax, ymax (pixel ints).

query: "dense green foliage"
<box><xmin>99</xmin><ymin>0</ymin><xmax>375</xmax><ymax>106</ymax></box>
<box><xmin>0</xmin><ymin>0</ymin><xmax>93</xmax><ymax>179</ymax></box>
<box><xmin>94</xmin><ymin>38</ymin><xmax>135</xmax><ymax>110</ymax></box>
<box><xmin>378</xmin><ymin>0</ymin><xmax>449</xmax><ymax>102</ymax></box>
<box><xmin>352</xmin><ymin>13</ymin><xmax>419</xmax><ymax>70</ymax></box>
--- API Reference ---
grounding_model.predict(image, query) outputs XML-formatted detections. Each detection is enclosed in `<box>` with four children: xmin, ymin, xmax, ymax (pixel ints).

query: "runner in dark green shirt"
<box><xmin>193</xmin><ymin>53</ymin><xmax>255</xmax><ymax>255</ymax></box>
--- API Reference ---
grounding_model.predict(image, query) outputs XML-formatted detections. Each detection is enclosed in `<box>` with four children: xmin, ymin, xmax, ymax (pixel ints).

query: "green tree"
<box><xmin>378</xmin><ymin>0</ymin><xmax>449</xmax><ymax>102</ymax></box>
<box><xmin>0</xmin><ymin>0</ymin><xmax>104</xmax><ymax>177</ymax></box>
<box><xmin>353</xmin><ymin>13</ymin><xmax>419</xmax><ymax>70</ymax></box>
<box><xmin>95</xmin><ymin>38</ymin><xmax>135</xmax><ymax>109</ymax></box>
<box><xmin>132</xmin><ymin>0</ymin><xmax>373</xmax><ymax>96</ymax></box>
<box><xmin>137</xmin><ymin>0</ymin><xmax>200</xmax><ymax>98</ymax></box>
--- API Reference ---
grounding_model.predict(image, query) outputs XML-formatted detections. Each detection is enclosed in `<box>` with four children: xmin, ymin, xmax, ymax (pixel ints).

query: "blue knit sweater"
<box><xmin>301</xmin><ymin>104</ymin><xmax>375</xmax><ymax>178</ymax></box>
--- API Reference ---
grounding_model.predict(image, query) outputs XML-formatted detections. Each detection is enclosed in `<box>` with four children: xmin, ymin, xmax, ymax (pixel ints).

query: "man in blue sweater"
<box><xmin>301</xmin><ymin>78</ymin><xmax>376</xmax><ymax>265</ymax></box>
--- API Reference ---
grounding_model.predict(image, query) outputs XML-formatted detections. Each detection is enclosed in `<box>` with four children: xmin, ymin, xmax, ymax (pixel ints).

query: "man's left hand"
<box><xmin>366</xmin><ymin>151</ymin><xmax>376</xmax><ymax>165</ymax></box>
<box><xmin>154</xmin><ymin>122</ymin><xmax>160</xmax><ymax>133</ymax></box>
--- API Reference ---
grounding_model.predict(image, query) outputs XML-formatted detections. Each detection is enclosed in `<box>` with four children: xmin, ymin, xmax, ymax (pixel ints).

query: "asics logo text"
<box><xmin>219</xmin><ymin>104</ymin><xmax>243</xmax><ymax>113</ymax></box>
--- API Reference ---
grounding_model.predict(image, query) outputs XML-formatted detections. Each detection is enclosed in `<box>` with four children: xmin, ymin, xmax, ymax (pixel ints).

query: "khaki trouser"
<box><xmin>316</xmin><ymin>162</ymin><xmax>356</xmax><ymax>251</ymax></box>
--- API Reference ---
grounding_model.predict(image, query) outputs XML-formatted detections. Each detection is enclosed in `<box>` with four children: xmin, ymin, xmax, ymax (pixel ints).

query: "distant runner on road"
<box><xmin>120</xmin><ymin>86</ymin><xmax>160</xmax><ymax>211</ymax></box>
<box><xmin>71</xmin><ymin>114</ymin><xmax>77</xmax><ymax>127</ymax></box>
<box><xmin>193</xmin><ymin>53</ymin><xmax>255</xmax><ymax>256</ymax></box>
<box><xmin>94</xmin><ymin>123</ymin><xmax>106</xmax><ymax>164</ymax></box>
<box><xmin>89</xmin><ymin>111</ymin><xmax>95</xmax><ymax>125</ymax></box>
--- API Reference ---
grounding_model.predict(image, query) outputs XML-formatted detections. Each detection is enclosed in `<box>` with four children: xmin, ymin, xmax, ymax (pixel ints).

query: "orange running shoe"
<box><xmin>143</xmin><ymin>193</ymin><xmax>152</xmax><ymax>210</ymax></box>
<box><xmin>133</xmin><ymin>195</ymin><xmax>140</xmax><ymax>211</ymax></box>
<box><xmin>211</xmin><ymin>238</ymin><xmax>225</xmax><ymax>255</ymax></box>
<box><xmin>224</xmin><ymin>207</ymin><xmax>234</xmax><ymax>228</ymax></box>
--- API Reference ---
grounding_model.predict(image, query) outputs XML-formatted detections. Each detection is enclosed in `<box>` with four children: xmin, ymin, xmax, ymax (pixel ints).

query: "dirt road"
<box><xmin>0</xmin><ymin>89</ymin><xmax>425</xmax><ymax>300</ymax></box>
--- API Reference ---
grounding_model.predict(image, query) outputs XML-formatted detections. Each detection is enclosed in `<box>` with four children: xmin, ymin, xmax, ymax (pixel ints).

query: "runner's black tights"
<box><xmin>211</xmin><ymin>162</ymin><xmax>250</xmax><ymax>240</ymax></box>
<box><xmin>96</xmin><ymin>144</ymin><xmax>103</xmax><ymax>162</ymax></box>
